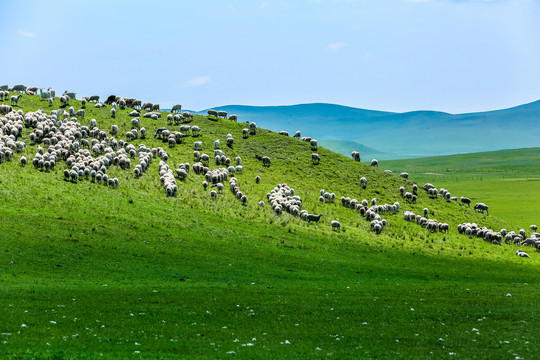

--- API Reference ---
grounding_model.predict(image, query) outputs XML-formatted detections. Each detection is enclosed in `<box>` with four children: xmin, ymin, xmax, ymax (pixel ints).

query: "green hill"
<box><xmin>194</xmin><ymin>101</ymin><xmax>540</xmax><ymax>157</ymax></box>
<box><xmin>1</xmin><ymin>93</ymin><xmax>540</xmax><ymax>358</ymax></box>
<box><xmin>382</xmin><ymin>147</ymin><xmax>540</xmax><ymax>226</ymax></box>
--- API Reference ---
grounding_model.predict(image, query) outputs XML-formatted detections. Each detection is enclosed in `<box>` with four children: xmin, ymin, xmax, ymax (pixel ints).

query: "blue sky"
<box><xmin>1</xmin><ymin>0</ymin><xmax>539</xmax><ymax>113</ymax></box>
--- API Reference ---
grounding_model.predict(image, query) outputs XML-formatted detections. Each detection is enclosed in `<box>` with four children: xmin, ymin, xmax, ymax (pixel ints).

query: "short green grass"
<box><xmin>0</xmin><ymin>93</ymin><xmax>539</xmax><ymax>358</ymax></box>
<box><xmin>383</xmin><ymin>148</ymin><xmax>540</xmax><ymax>226</ymax></box>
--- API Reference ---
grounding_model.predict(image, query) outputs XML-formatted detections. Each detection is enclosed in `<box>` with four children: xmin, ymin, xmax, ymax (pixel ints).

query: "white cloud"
<box><xmin>18</xmin><ymin>30</ymin><xmax>37</xmax><ymax>38</ymax></box>
<box><xmin>181</xmin><ymin>76</ymin><xmax>211</xmax><ymax>88</ymax></box>
<box><xmin>327</xmin><ymin>41</ymin><xmax>347</xmax><ymax>52</ymax></box>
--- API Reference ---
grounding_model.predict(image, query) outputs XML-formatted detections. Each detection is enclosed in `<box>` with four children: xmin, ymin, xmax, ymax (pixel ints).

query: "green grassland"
<box><xmin>1</xmin><ymin>93</ymin><xmax>539</xmax><ymax>358</ymax></box>
<box><xmin>383</xmin><ymin>148</ymin><xmax>540</xmax><ymax>226</ymax></box>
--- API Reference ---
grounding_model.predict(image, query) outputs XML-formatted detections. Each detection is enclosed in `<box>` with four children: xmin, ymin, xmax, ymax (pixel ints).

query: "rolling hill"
<box><xmin>193</xmin><ymin>101</ymin><xmax>540</xmax><ymax>158</ymax></box>
<box><xmin>1</xmin><ymin>92</ymin><xmax>540</xmax><ymax>358</ymax></box>
<box><xmin>381</xmin><ymin>147</ymin><xmax>540</xmax><ymax>226</ymax></box>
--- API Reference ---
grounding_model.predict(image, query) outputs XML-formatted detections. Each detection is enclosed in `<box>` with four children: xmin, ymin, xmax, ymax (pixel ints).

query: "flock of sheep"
<box><xmin>0</xmin><ymin>83</ymin><xmax>535</xmax><ymax>259</ymax></box>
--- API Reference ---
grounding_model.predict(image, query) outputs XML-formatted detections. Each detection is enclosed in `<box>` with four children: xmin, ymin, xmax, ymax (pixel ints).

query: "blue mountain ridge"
<box><xmin>187</xmin><ymin>100</ymin><xmax>540</xmax><ymax>158</ymax></box>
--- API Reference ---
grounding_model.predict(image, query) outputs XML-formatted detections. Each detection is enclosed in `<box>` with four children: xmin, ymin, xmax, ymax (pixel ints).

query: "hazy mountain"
<box><xmin>191</xmin><ymin>101</ymin><xmax>540</xmax><ymax>158</ymax></box>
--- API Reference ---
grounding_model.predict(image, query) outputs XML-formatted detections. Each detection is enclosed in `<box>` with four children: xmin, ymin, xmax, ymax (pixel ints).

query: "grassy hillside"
<box><xmin>1</xmin><ymin>93</ymin><xmax>540</xmax><ymax>358</ymax></box>
<box><xmin>196</xmin><ymin>101</ymin><xmax>540</xmax><ymax>157</ymax></box>
<box><xmin>317</xmin><ymin>140</ymin><xmax>399</xmax><ymax>160</ymax></box>
<box><xmin>382</xmin><ymin>148</ymin><xmax>540</xmax><ymax>226</ymax></box>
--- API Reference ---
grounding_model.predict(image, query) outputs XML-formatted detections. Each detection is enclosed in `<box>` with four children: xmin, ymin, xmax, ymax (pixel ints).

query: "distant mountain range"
<box><xmin>189</xmin><ymin>101</ymin><xmax>540</xmax><ymax>159</ymax></box>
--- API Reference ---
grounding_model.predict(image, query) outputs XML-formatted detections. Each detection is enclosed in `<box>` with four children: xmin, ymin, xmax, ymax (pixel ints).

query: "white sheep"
<box><xmin>311</xmin><ymin>153</ymin><xmax>320</xmax><ymax>165</ymax></box>
<box><xmin>516</xmin><ymin>249</ymin><xmax>530</xmax><ymax>258</ymax></box>
<box><xmin>360</xmin><ymin>177</ymin><xmax>367</xmax><ymax>189</ymax></box>
<box><xmin>331</xmin><ymin>220</ymin><xmax>341</xmax><ymax>232</ymax></box>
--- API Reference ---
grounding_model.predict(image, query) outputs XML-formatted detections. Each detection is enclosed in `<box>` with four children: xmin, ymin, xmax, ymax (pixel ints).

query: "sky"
<box><xmin>1</xmin><ymin>0</ymin><xmax>539</xmax><ymax>113</ymax></box>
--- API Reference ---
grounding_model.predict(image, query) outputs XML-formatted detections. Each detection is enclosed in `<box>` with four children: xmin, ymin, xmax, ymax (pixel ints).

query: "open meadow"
<box><xmin>383</xmin><ymin>148</ymin><xmax>540</xmax><ymax>226</ymax></box>
<box><xmin>0</xmin><ymin>93</ymin><xmax>539</xmax><ymax>358</ymax></box>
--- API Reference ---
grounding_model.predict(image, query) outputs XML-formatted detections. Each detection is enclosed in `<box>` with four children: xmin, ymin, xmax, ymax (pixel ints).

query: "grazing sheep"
<box><xmin>351</xmin><ymin>151</ymin><xmax>361</xmax><ymax>162</ymax></box>
<box><xmin>460</xmin><ymin>197</ymin><xmax>471</xmax><ymax>207</ymax></box>
<box><xmin>20</xmin><ymin>156</ymin><xmax>27</xmax><ymax>167</ymax></box>
<box><xmin>310</xmin><ymin>139</ymin><xmax>318</xmax><ymax>151</ymax></box>
<box><xmin>194</xmin><ymin>141</ymin><xmax>203</xmax><ymax>151</ymax></box>
<box><xmin>249</xmin><ymin>122</ymin><xmax>257</xmax><ymax>135</ymax></box>
<box><xmin>293</xmin><ymin>131</ymin><xmax>301</xmax><ymax>139</ymax></box>
<box><xmin>11</xmin><ymin>94</ymin><xmax>23</xmax><ymax>106</ymax></box>
<box><xmin>171</xmin><ymin>104</ymin><xmax>182</xmax><ymax>113</ymax></box>
<box><xmin>331</xmin><ymin>220</ymin><xmax>341</xmax><ymax>232</ymax></box>
<box><xmin>259</xmin><ymin>200</ymin><xmax>265</xmax><ymax>207</ymax></box>
<box><xmin>306</xmin><ymin>213</ymin><xmax>323</xmax><ymax>224</ymax></box>
<box><xmin>474</xmin><ymin>203</ymin><xmax>489</xmax><ymax>215</ymax></box>
<box><xmin>370</xmin><ymin>159</ymin><xmax>378</xmax><ymax>167</ymax></box>
<box><xmin>423</xmin><ymin>208</ymin><xmax>429</xmax><ymax>218</ymax></box>
<box><xmin>279</xmin><ymin>130</ymin><xmax>289</xmax><ymax>136</ymax></box>
<box><xmin>255</xmin><ymin>175</ymin><xmax>261</xmax><ymax>184</ymax></box>
<box><xmin>13</xmin><ymin>84</ymin><xmax>27</xmax><ymax>93</ymax></box>
<box><xmin>240</xmin><ymin>194</ymin><xmax>248</xmax><ymax>206</ymax></box>
<box><xmin>531</xmin><ymin>225</ymin><xmax>538</xmax><ymax>232</ymax></box>
<box><xmin>360</xmin><ymin>177</ymin><xmax>367</xmax><ymax>189</ymax></box>
<box><xmin>88</xmin><ymin>95</ymin><xmax>100</xmax><ymax>102</ymax></box>
<box><xmin>400</xmin><ymin>172</ymin><xmax>409</xmax><ymax>179</ymax></box>
<box><xmin>207</xmin><ymin>109</ymin><xmax>218</xmax><ymax>119</ymax></box>
<box><xmin>311</xmin><ymin>153</ymin><xmax>320</xmax><ymax>165</ymax></box>
<box><xmin>262</xmin><ymin>156</ymin><xmax>271</xmax><ymax>167</ymax></box>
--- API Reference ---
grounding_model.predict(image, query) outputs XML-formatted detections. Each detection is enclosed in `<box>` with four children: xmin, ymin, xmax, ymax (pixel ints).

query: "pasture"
<box><xmin>0</xmin><ymin>92</ymin><xmax>539</xmax><ymax>358</ymax></box>
<box><xmin>383</xmin><ymin>148</ymin><xmax>540</xmax><ymax>226</ymax></box>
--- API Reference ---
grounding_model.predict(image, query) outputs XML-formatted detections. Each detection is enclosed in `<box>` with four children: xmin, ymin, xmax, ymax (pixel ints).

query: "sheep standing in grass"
<box><xmin>460</xmin><ymin>197</ymin><xmax>471</xmax><ymax>207</ymax></box>
<box><xmin>11</xmin><ymin>94</ymin><xmax>23</xmax><ymax>106</ymax></box>
<box><xmin>474</xmin><ymin>203</ymin><xmax>489</xmax><ymax>215</ymax></box>
<box><xmin>311</xmin><ymin>153</ymin><xmax>320</xmax><ymax>165</ymax></box>
<box><xmin>331</xmin><ymin>220</ymin><xmax>341</xmax><ymax>232</ymax></box>
<box><xmin>255</xmin><ymin>175</ymin><xmax>261</xmax><ymax>184</ymax></box>
<box><xmin>307</xmin><ymin>213</ymin><xmax>323</xmax><ymax>224</ymax></box>
<box><xmin>262</xmin><ymin>156</ymin><xmax>271</xmax><ymax>167</ymax></box>
<box><xmin>249</xmin><ymin>122</ymin><xmax>257</xmax><ymax>135</ymax></box>
<box><xmin>310</xmin><ymin>139</ymin><xmax>318</xmax><ymax>151</ymax></box>
<box><xmin>20</xmin><ymin>156</ymin><xmax>27</xmax><ymax>167</ymax></box>
<box><xmin>207</xmin><ymin>109</ymin><xmax>218</xmax><ymax>119</ymax></box>
<box><xmin>351</xmin><ymin>151</ymin><xmax>361</xmax><ymax>162</ymax></box>
<box><xmin>360</xmin><ymin>177</ymin><xmax>367</xmax><ymax>189</ymax></box>
<box><xmin>370</xmin><ymin>159</ymin><xmax>378</xmax><ymax>167</ymax></box>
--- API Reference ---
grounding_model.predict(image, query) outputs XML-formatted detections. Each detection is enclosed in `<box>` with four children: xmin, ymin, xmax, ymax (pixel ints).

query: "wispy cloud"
<box><xmin>18</xmin><ymin>30</ymin><xmax>37</xmax><ymax>38</ymax></box>
<box><xmin>181</xmin><ymin>76</ymin><xmax>211</xmax><ymax>88</ymax></box>
<box><xmin>327</xmin><ymin>41</ymin><xmax>347</xmax><ymax>52</ymax></box>
<box><xmin>260</xmin><ymin>1</ymin><xmax>271</xmax><ymax>8</ymax></box>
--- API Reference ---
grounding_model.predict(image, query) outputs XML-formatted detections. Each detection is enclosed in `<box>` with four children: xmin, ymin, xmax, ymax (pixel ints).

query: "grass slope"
<box><xmin>317</xmin><ymin>140</ymin><xmax>399</xmax><ymax>161</ymax></box>
<box><xmin>196</xmin><ymin>101</ymin><xmax>540</xmax><ymax>157</ymax></box>
<box><xmin>0</xmin><ymin>93</ymin><xmax>539</xmax><ymax>358</ymax></box>
<box><xmin>382</xmin><ymin>148</ymin><xmax>540</xmax><ymax>226</ymax></box>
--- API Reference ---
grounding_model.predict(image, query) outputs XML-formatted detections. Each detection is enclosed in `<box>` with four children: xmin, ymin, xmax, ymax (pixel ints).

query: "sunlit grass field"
<box><xmin>0</xmin><ymin>93</ymin><xmax>539</xmax><ymax>358</ymax></box>
<box><xmin>383</xmin><ymin>149</ymin><xmax>540</xmax><ymax>226</ymax></box>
